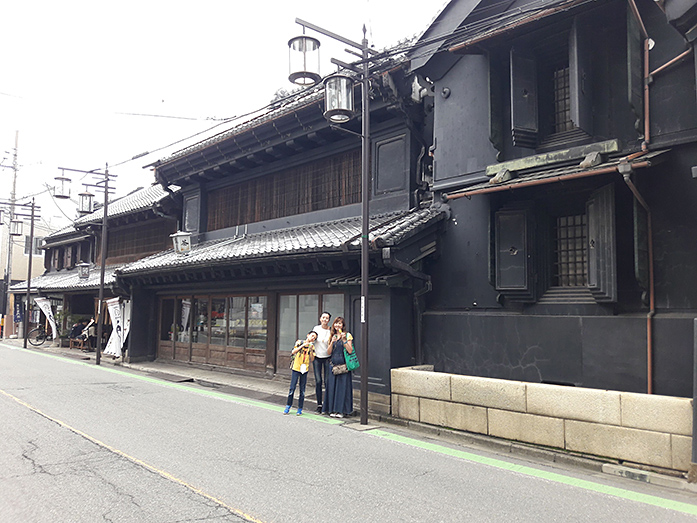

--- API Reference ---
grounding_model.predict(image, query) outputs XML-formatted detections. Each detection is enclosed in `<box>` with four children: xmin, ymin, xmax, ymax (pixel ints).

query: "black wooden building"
<box><xmin>411</xmin><ymin>0</ymin><xmax>697</xmax><ymax>397</ymax></box>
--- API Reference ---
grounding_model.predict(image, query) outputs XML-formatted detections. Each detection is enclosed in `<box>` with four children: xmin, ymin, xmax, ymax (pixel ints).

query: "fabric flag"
<box><xmin>103</xmin><ymin>298</ymin><xmax>123</xmax><ymax>357</ymax></box>
<box><xmin>34</xmin><ymin>297</ymin><xmax>57</xmax><ymax>341</ymax></box>
<box><xmin>121</xmin><ymin>299</ymin><xmax>132</xmax><ymax>345</ymax></box>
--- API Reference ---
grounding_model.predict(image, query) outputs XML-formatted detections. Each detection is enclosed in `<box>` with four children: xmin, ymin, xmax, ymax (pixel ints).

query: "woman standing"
<box><xmin>312</xmin><ymin>311</ymin><xmax>332</xmax><ymax>413</ymax></box>
<box><xmin>323</xmin><ymin>316</ymin><xmax>354</xmax><ymax>418</ymax></box>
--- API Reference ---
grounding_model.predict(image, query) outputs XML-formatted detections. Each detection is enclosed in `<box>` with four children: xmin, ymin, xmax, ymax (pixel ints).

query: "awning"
<box><xmin>446</xmin><ymin>149</ymin><xmax>668</xmax><ymax>200</ymax></box>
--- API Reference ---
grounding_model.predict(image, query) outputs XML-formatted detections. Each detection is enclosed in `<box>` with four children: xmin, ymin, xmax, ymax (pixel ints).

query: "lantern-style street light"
<box><xmin>54</xmin><ymin>173</ymin><xmax>72</xmax><ymax>200</ymax></box>
<box><xmin>78</xmin><ymin>188</ymin><xmax>95</xmax><ymax>216</ymax></box>
<box><xmin>58</xmin><ymin>165</ymin><xmax>116</xmax><ymax>365</ymax></box>
<box><xmin>9</xmin><ymin>219</ymin><xmax>23</xmax><ymax>237</ymax></box>
<box><xmin>170</xmin><ymin>230</ymin><xmax>192</xmax><ymax>255</ymax></box>
<box><xmin>288</xmin><ymin>18</ymin><xmax>378</xmax><ymax>425</ymax></box>
<box><xmin>77</xmin><ymin>262</ymin><xmax>90</xmax><ymax>280</ymax></box>
<box><xmin>288</xmin><ymin>34</ymin><xmax>321</xmax><ymax>85</ymax></box>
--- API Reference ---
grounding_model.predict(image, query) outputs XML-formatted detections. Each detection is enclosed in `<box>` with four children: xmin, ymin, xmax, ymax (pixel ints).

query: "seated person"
<box><xmin>69</xmin><ymin>319</ymin><xmax>87</xmax><ymax>339</ymax></box>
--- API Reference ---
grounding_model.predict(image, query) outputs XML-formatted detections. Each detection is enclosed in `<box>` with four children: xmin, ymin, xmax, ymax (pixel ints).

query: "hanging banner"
<box><xmin>13</xmin><ymin>300</ymin><xmax>23</xmax><ymax>324</ymax></box>
<box><xmin>103</xmin><ymin>298</ymin><xmax>123</xmax><ymax>357</ymax></box>
<box><xmin>34</xmin><ymin>297</ymin><xmax>57</xmax><ymax>340</ymax></box>
<box><xmin>180</xmin><ymin>299</ymin><xmax>191</xmax><ymax>341</ymax></box>
<box><xmin>121</xmin><ymin>299</ymin><xmax>132</xmax><ymax>345</ymax></box>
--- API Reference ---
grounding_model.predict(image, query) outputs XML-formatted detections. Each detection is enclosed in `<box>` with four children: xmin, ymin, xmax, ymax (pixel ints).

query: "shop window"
<box><xmin>228</xmin><ymin>296</ymin><xmax>247</xmax><ymax>347</ymax></box>
<box><xmin>210</xmin><ymin>298</ymin><xmax>227</xmax><ymax>346</ymax></box>
<box><xmin>160</xmin><ymin>299</ymin><xmax>175</xmax><ymax>341</ymax></box>
<box><xmin>278</xmin><ymin>293</ymin><xmax>344</xmax><ymax>352</ymax></box>
<box><xmin>191</xmin><ymin>297</ymin><xmax>209</xmax><ymax>344</ymax></box>
<box><xmin>247</xmin><ymin>296</ymin><xmax>267</xmax><ymax>349</ymax></box>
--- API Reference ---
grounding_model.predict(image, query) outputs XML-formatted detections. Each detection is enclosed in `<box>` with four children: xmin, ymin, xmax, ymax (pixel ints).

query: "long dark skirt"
<box><xmin>322</xmin><ymin>340</ymin><xmax>353</xmax><ymax>415</ymax></box>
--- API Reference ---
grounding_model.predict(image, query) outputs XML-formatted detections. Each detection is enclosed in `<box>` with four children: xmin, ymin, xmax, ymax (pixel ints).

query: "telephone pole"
<box><xmin>2</xmin><ymin>131</ymin><xmax>18</xmax><ymax>338</ymax></box>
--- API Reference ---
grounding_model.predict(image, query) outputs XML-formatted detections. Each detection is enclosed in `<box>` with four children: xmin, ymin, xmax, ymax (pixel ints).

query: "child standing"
<box><xmin>284</xmin><ymin>331</ymin><xmax>317</xmax><ymax>416</ymax></box>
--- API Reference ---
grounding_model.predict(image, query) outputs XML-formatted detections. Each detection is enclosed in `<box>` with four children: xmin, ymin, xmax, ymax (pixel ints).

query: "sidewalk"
<box><xmin>5</xmin><ymin>336</ymin><xmax>697</xmax><ymax>494</ymax></box>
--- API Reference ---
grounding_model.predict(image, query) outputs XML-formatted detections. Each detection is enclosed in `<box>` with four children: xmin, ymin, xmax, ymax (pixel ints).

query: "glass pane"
<box><xmin>176</xmin><ymin>298</ymin><xmax>191</xmax><ymax>343</ymax></box>
<box><xmin>228</xmin><ymin>296</ymin><xmax>246</xmax><ymax>347</ymax></box>
<box><xmin>321</xmin><ymin>294</ymin><xmax>344</xmax><ymax>322</ymax></box>
<box><xmin>192</xmin><ymin>297</ymin><xmax>209</xmax><ymax>344</ymax></box>
<box><xmin>247</xmin><ymin>296</ymin><xmax>267</xmax><ymax>349</ymax></box>
<box><xmin>210</xmin><ymin>298</ymin><xmax>227</xmax><ymax>346</ymax></box>
<box><xmin>278</xmin><ymin>295</ymin><xmax>297</xmax><ymax>353</ymax></box>
<box><xmin>160</xmin><ymin>299</ymin><xmax>174</xmax><ymax>341</ymax></box>
<box><xmin>184</xmin><ymin>197</ymin><xmax>199</xmax><ymax>232</ymax></box>
<box><xmin>298</xmin><ymin>294</ymin><xmax>319</xmax><ymax>339</ymax></box>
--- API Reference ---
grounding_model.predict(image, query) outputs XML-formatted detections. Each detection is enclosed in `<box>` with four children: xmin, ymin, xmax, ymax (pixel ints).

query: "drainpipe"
<box><xmin>628</xmin><ymin>0</ymin><xmax>651</xmax><ymax>149</ymax></box>
<box><xmin>690</xmin><ymin>318</ymin><xmax>697</xmax><ymax>482</ymax></box>
<box><xmin>619</xmin><ymin>159</ymin><xmax>655</xmax><ymax>394</ymax></box>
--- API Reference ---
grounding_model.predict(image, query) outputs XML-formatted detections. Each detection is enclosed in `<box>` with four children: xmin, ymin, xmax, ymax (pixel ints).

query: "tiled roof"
<box><xmin>158</xmin><ymin>40</ymin><xmax>415</xmax><ymax>167</ymax></box>
<box><xmin>73</xmin><ymin>184</ymin><xmax>178</xmax><ymax>226</ymax></box>
<box><xmin>43</xmin><ymin>184</ymin><xmax>179</xmax><ymax>242</ymax></box>
<box><xmin>119</xmin><ymin>206</ymin><xmax>447</xmax><ymax>277</ymax></box>
<box><xmin>10</xmin><ymin>265</ymin><xmax>119</xmax><ymax>293</ymax></box>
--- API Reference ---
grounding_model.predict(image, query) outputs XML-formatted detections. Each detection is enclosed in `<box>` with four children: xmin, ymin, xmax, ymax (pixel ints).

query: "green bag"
<box><xmin>344</xmin><ymin>346</ymin><xmax>359</xmax><ymax>371</ymax></box>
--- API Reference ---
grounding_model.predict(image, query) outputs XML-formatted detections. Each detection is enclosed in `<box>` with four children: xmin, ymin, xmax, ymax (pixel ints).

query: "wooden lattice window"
<box><xmin>207</xmin><ymin>148</ymin><xmax>361</xmax><ymax>232</ymax></box>
<box><xmin>107</xmin><ymin>220</ymin><xmax>175</xmax><ymax>261</ymax></box>
<box><xmin>553</xmin><ymin>214</ymin><xmax>587</xmax><ymax>287</ymax></box>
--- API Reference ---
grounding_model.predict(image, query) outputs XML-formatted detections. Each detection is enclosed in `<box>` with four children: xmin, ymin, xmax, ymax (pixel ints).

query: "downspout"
<box><xmin>619</xmin><ymin>159</ymin><xmax>655</xmax><ymax>394</ymax></box>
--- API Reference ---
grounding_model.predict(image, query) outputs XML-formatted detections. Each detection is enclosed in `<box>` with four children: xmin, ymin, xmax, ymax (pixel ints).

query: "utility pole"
<box><xmin>3</xmin><ymin>131</ymin><xmax>18</xmax><ymax>338</ymax></box>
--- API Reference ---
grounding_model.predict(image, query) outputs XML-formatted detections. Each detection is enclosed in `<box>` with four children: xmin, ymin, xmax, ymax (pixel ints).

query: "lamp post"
<box><xmin>2</xmin><ymin>199</ymin><xmax>41</xmax><ymax>348</ymax></box>
<box><xmin>58</xmin><ymin>165</ymin><xmax>116</xmax><ymax>365</ymax></box>
<box><xmin>289</xmin><ymin>19</ymin><xmax>377</xmax><ymax>425</ymax></box>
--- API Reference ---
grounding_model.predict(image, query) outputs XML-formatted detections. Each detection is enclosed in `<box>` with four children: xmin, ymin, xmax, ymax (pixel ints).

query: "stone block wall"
<box><xmin>391</xmin><ymin>366</ymin><xmax>693</xmax><ymax>472</ymax></box>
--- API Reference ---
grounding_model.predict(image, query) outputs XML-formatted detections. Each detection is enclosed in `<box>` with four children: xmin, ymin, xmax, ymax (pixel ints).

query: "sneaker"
<box><xmin>330</xmin><ymin>413</ymin><xmax>337</xmax><ymax>418</ymax></box>
<box><xmin>336</xmin><ymin>413</ymin><xmax>344</xmax><ymax>418</ymax></box>
<box><xmin>283</xmin><ymin>406</ymin><xmax>290</xmax><ymax>415</ymax></box>
<box><xmin>296</xmin><ymin>409</ymin><xmax>303</xmax><ymax>416</ymax></box>
<box><xmin>316</xmin><ymin>405</ymin><xmax>322</xmax><ymax>413</ymax></box>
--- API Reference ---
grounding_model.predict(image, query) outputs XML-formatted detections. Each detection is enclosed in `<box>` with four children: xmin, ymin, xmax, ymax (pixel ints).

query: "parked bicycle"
<box><xmin>27</xmin><ymin>325</ymin><xmax>53</xmax><ymax>346</ymax></box>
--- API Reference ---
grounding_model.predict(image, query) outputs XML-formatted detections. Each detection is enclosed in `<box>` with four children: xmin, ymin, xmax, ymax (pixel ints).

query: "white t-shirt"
<box><xmin>312</xmin><ymin>324</ymin><xmax>332</xmax><ymax>358</ymax></box>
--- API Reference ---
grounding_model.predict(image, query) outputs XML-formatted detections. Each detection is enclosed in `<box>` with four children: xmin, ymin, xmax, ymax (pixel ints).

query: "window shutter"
<box><xmin>586</xmin><ymin>183</ymin><xmax>617</xmax><ymax>302</ymax></box>
<box><xmin>24</xmin><ymin>236</ymin><xmax>31</xmax><ymax>255</ymax></box>
<box><xmin>510</xmin><ymin>47</ymin><xmax>538</xmax><ymax>149</ymax></box>
<box><xmin>627</xmin><ymin>9</ymin><xmax>644</xmax><ymax>136</ymax></box>
<box><xmin>495</xmin><ymin>206</ymin><xmax>536</xmax><ymax>301</ymax></box>
<box><xmin>569</xmin><ymin>17</ymin><xmax>593</xmax><ymax>135</ymax></box>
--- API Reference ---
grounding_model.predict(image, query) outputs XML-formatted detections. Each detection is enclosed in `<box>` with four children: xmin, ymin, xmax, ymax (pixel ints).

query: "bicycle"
<box><xmin>27</xmin><ymin>325</ymin><xmax>53</xmax><ymax>346</ymax></box>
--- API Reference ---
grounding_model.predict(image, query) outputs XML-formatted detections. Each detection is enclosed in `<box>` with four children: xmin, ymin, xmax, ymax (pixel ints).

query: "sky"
<box><xmin>0</xmin><ymin>0</ymin><xmax>446</xmax><ymax>232</ymax></box>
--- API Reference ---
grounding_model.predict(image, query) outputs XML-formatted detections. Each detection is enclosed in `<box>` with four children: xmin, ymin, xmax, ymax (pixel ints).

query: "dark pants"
<box><xmin>313</xmin><ymin>357</ymin><xmax>330</xmax><ymax>407</ymax></box>
<box><xmin>286</xmin><ymin>370</ymin><xmax>308</xmax><ymax>410</ymax></box>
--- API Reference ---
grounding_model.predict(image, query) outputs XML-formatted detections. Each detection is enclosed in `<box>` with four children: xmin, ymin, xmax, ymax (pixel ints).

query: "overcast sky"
<box><xmin>0</xmin><ymin>0</ymin><xmax>445</xmax><ymax>230</ymax></box>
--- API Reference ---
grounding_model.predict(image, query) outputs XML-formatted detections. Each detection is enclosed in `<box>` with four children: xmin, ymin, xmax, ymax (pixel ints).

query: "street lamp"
<box><xmin>54</xmin><ymin>173</ymin><xmax>72</xmax><ymax>200</ymax></box>
<box><xmin>78</xmin><ymin>188</ymin><xmax>95</xmax><ymax>216</ymax></box>
<box><xmin>170</xmin><ymin>230</ymin><xmax>192</xmax><ymax>255</ymax></box>
<box><xmin>58</xmin><ymin>165</ymin><xmax>116</xmax><ymax>365</ymax></box>
<box><xmin>288</xmin><ymin>34</ymin><xmax>321</xmax><ymax>85</ymax></box>
<box><xmin>77</xmin><ymin>262</ymin><xmax>90</xmax><ymax>280</ymax></box>
<box><xmin>288</xmin><ymin>18</ymin><xmax>377</xmax><ymax>425</ymax></box>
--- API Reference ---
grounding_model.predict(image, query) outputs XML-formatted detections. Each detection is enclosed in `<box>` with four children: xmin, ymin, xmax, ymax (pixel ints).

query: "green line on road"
<box><xmin>370</xmin><ymin>430</ymin><xmax>697</xmax><ymax>516</ymax></box>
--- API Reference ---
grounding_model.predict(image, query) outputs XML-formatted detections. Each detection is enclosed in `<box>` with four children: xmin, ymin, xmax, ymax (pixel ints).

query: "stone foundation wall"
<box><xmin>391</xmin><ymin>366</ymin><xmax>693</xmax><ymax>472</ymax></box>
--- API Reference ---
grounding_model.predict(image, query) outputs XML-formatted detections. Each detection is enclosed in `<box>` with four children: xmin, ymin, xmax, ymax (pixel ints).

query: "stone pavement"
<box><xmin>4</xmin><ymin>336</ymin><xmax>696</xmax><ymax>494</ymax></box>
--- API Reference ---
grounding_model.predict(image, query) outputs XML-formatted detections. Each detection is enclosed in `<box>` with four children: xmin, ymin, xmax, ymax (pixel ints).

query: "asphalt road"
<box><xmin>1</xmin><ymin>342</ymin><xmax>696</xmax><ymax>522</ymax></box>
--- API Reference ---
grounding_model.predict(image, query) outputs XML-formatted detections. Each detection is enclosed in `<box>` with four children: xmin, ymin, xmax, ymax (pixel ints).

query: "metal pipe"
<box><xmin>22</xmin><ymin>199</ymin><xmax>35</xmax><ymax>349</ymax></box>
<box><xmin>360</xmin><ymin>26</ymin><xmax>370</xmax><ymax>426</ymax></box>
<box><xmin>95</xmin><ymin>166</ymin><xmax>110</xmax><ymax>366</ymax></box>
<box><xmin>644</xmin><ymin>38</ymin><xmax>651</xmax><ymax>148</ymax></box>
<box><xmin>650</xmin><ymin>48</ymin><xmax>693</xmax><ymax>77</ymax></box>
<box><xmin>622</xmin><ymin>170</ymin><xmax>655</xmax><ymax>394</ymax></box>
<box><xmin>445</xmin><ymin>162</ymin><xmax>652</xmax><ymax>200</ymax></box>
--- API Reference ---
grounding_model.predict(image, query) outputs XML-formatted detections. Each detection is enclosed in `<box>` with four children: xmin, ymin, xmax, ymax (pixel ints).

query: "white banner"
<box><xmin>121</xmin><ymin>300</ymin><xmax>132</xmax><ymax>344</ymax></box>
<box><xmin>34</xmin><ymin>297</ymin><xmax>57</xmax><ymax>341</ymax></box>
<box><xmin>103</xmin><ymin>298</ymin><xmax>123</xmax><ymax>357</ymax></box>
